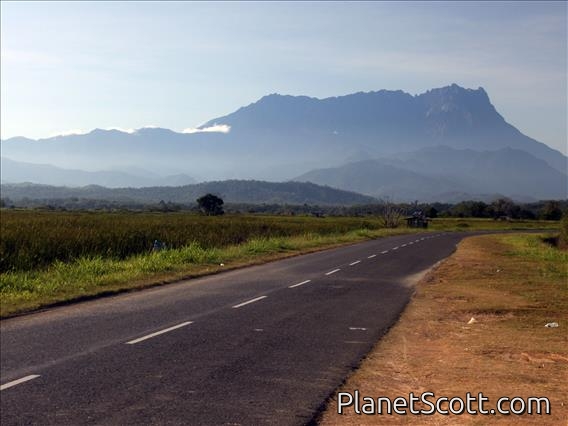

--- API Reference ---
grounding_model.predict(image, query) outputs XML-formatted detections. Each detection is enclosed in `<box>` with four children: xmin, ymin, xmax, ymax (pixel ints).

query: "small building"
<box><xmin>405</xmin><ymin>210</ymin><xmax>429</xmax><ymax>228</ymax></box>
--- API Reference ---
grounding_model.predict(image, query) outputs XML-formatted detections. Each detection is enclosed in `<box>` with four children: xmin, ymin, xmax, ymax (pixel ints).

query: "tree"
<box><xmin>379</xmin><ymin>198</ymin><xmax>403</xmax><ymax>228</ymax></box>
<box><xmin>451</xmin><ymin>201</ymin><xmax>488</xmax><ymax>218</ymax></box>
<box><xmin>489</xmin><ymin>198</ymin><xmax>520</xmax><ymax>219</ymax></box>
<box><xmin>196</xmin><ymin>193</ymin><xmax>224</xmax><ymax>216</ymax></box>
<box><xmin>426</xmin><ymin>206</ymin><xmax>438</xmax><ymax>218</ymax></box>
<box><xmin>539</xmin><ymin>201</ymin><xmax>563</xmax><ymax>220</ymax></box>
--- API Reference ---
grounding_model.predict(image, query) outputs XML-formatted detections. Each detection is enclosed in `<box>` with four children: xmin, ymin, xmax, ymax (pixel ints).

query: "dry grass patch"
<box><xmin>320</xmin><ymin>234</ymin><xmax>567</xmax><ymax>425</ymax></box>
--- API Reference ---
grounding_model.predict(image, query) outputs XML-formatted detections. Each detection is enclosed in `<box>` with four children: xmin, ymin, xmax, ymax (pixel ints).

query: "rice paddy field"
<box><xmin>0</xmin><ymin>210</ymin><xmax>385</xmax><ymax>273</ymax></box>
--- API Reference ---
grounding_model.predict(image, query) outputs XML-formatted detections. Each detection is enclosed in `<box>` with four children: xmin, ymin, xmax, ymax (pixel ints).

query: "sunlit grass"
<box><xmin>0</xmin><ymin>210</ymin><xmax>384</xmax><ymax>272</ymax></box>
<box><xmin>0</xmin><ymin>227</ymin><xmax>413</xmax><ymax>316</ymax></box>
<box><xmin>0</xmin><ymin>211</ymin><xmax>560</xmax><ymax>317</ymax></box>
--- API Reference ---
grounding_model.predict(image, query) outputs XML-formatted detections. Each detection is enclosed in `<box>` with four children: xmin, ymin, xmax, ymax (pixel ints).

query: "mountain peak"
<box><xmin>417</xmin><ymin>83</ymin><xmax>501</xmax><ymax>130</ymax></box>
<box><xmin>420</xmin><ymin>83</ymin><xmax>488</xmax><ymax>98</ymax></box>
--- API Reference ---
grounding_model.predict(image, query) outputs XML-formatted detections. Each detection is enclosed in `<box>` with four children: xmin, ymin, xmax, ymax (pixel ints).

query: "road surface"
<box><xmin>1</xmin><ymin>232</ymin><xmax>463</xmax><ymax>425</ymax></box>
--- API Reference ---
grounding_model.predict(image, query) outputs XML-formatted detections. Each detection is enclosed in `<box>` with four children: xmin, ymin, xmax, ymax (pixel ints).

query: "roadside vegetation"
<box><xmin>0</xmin><ymin>224</ymin><xmax>411</xmax><ymax>317</ymax></box>
<box><xmin>559</xmin><ymin>214</ymin><xmax>568</xmax><ymax>249</ymax></box>
<box><xmin>1</xmin><ymin>211</ymin><xmax>387</xmax><ymax>272</ymax></box>
<box><xmin>0</xmin><ymin>209</ymin><xmax>560</xmax><ymax>317</ymax></box>
<box><xmin>320</xmin><ymin>233</ymin><xmax>567</xmax><ymax>424</ymax></box>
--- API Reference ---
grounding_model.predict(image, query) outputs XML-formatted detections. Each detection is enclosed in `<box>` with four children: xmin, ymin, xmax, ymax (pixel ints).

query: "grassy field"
<box><xmin>0</xmin><ymin>210</ymin><xmax>385</xmax><ymax>272</ymax></box>
<box><xmin>0</xmin><ymin>210</ymin><xmax>560</xmax><ymax>317</ymax></box>
<box><xmin>0</xmin><ymin>211</ymin><xmax>557</xmax><ymax>273</ymax></box>
<box><xmin>429</xmin><ymin>217</ymin><xmax>560</xmax><ymax>232</ymax></box>
<box><xmin>320</xmin><ymin>233</ymin><xmax>567</xmax><ymax>424</ymax></box>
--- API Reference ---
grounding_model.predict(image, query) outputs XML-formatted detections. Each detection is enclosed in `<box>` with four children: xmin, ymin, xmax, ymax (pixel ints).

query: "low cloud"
<box><xmin>182</xmin><ymin>124</ymin><xmax>231</xmax><ymax>134</ymax></box>
<box><xmin>49</xmin><ymin>129</ymin><xmax>88</xmax><ymax>137</ymax></box>
<box><xmin>106</xmin><ymin>127</ymin><xmax>135</xmax><ymax>134</ymax></box>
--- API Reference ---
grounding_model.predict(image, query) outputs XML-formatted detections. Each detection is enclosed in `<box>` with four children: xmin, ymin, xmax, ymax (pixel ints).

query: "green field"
<box><xmin>0</xmin><ymin>210</ymin><xmax>386</xmax><ymax>272</ymax></box>
<box><xmin>0</xmin><ymin>210</ymin><xmax>560</xmax><ymax>317</ymax></box>
<box><xmin>428</xmin><ymin>217</ymin><xmax>560</xmax><ymax>232</ymax></box>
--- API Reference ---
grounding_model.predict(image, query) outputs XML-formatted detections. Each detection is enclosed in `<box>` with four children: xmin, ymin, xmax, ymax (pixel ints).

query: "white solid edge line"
<box><xmin>349</xmin><ymin>260</ymin><xmax>361</xmax><ymax>266</ymax></box>
<box><xmin>1</xmin><ymin>375</ymin><xmax>41</xmax><ymax>391</ymax></box>
<box><xmin>126</xmin><ymin>321</ymin><xmax>193</xmax><ymax>345</ymax></box>
<box><xmin>289</xmin><ymin>279</ymin><xmax>311</xmax><ymax>288</ymax></box>
<box><xmin>325</xmin><ymin>268</ymin><xmax>341</xmax><ymax>276</ymax></box>
<box><xmin>381</xmin><ymin>250</ymin><xmax>388</xmax><ymax>254</ymax></box>
<box><xmin>367</xmin><ymin>254</ymin><xmax>376</xmax><ymax>258</ymax></box>
<box><xmin>232</xmin><ymin>295</ymin><xmax>267</xmax><ymax>309</ymax></box>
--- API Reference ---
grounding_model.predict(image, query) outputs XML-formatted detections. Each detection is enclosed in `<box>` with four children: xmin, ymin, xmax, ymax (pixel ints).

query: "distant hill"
<box><xmin>0</xmin><ymin>157</ymin><xmax>196</xmax><ymax>188</ymax></box>
<box><xmin>294</xmin><ymin>146</ymin><xmax>567</xmax><ymax>202</ymax></box>
<box><xmin>0</xmin><ymin>180</ymin><xmax>377</xmax><ymax>206</ymax></box>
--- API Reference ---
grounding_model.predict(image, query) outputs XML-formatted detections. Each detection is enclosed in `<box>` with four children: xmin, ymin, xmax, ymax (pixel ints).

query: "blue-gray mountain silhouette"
<box><xmin>294</xmin><ymin>146</ymin><xmax>567</xmax><ymax>202</ymax></box>
<box><xmin>0</xmin><ymin>157</ymin><xmax>196</xmax><ymax>188</ymax></box>
<box><xmin>1</xmin><ymin>84</ymin><xmax>566</xmax><ymax>201</ymax></box>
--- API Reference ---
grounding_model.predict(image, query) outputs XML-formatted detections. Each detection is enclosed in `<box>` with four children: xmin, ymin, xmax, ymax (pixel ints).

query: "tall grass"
<box><xmin>0</xmin><ymin>228</ymin><xmax>411</xmax><ymax>316</ymax></box>
<box><xmin>0</xmin><ymin>211</ymin><xmax>380</xmax><ymax>272</ymax></box>
<box><xmin>559</xmin><ymin>215</ymin><xmax>568</xmax><ymax>249</ymax></box>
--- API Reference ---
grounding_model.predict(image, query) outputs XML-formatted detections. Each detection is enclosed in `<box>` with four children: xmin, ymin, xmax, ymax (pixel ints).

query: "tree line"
<box><xmin>0</xmin><ymin>196</ymin><xmax>565</xmax><ymax>220</ymax></box>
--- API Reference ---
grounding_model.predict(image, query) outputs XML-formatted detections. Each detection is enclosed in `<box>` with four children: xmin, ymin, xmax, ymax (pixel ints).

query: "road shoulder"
<box><xmin>319</xmin><ymin>233</ymin><xmax>567</xmax><ymax>424</ymax></box>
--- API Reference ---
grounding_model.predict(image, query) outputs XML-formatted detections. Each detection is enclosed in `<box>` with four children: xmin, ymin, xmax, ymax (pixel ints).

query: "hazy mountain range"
<box><xmin>1</xmin><ymin>84</ymin><xmax>566</xmax><ymax>203</ymax></box>
<box><xmin>0</xmin><ymin>157</ymin><xmax>196</xmax><ymax>188</ymax></box>
<box><xmin>295</xmin><ymin>146</ymin><xmax>566</xmax><ymax>201</ymax></box>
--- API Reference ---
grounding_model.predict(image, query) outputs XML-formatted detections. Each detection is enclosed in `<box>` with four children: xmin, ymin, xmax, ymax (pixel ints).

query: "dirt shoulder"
<box><xmin>319</xmin><ymin>233</ymin><xmax>567</xmax><ymax>425</ymax></box>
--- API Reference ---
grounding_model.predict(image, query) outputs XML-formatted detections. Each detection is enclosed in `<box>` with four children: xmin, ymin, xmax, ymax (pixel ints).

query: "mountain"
<box><xmin>0</xmin><ymin>157</ymin><xmax>196</xmax><ymax>188</ymax></box>
<box><xmin>294</xmin><ymin>146</ymin><xmax>567</xmax><ymax>202</ymax></box>
<box><xmin>0</xmin><ymin>180</ymin><xmax>377</xmax><ymax>206</ymax></box>
<box><xmin>201</xmin><ymin>84</ymin><xmax>566</xmax><ymax>174</ymax></box>
<box><xmin>1</xmin><ymin>84</ymin><xmax>566</xmax><ymax>200</ymax></box>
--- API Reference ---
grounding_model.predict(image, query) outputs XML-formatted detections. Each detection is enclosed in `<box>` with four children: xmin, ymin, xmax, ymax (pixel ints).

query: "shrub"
<box><xmin>559</xmin><ymin>214</ymin><xmax>568</xmax><ymax>249</ymax></box>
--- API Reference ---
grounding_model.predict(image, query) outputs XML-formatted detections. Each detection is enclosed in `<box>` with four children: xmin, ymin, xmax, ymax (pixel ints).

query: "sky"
<box><xmin>1</xmin><ymin>1</ymin><xmax>566</xmax><ymax>154</ymax></box>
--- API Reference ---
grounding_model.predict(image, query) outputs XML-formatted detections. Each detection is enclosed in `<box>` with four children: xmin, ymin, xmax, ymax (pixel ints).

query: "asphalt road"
<box><xmin>1</xmin><ymin>231</ymin><xmax>465</xmax><ymax>425</ymax></box>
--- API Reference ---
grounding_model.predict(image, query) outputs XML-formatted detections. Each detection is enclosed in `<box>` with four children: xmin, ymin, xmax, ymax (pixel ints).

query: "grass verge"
<box><xmin>0</xmin><ymin>228</ymin><xmax>415</xmax><ymax>318</ymax></box>
<box><xmin>320</xmin><ymin>233</ymin><xmax>567</xmax><ymax>424</ymax></box>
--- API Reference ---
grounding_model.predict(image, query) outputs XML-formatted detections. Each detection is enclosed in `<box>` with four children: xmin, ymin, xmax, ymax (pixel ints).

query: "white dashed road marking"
<box><xmin>0</xmin><ymin>375</ymin><xmax>41</xmax><ymax>391</ymax></box>
<box><xmin>289</xmin><ymin>280</ymin><xmax>311</xmax><ymax>288</ymax></box>
<box><xmin>325</xmin><ymin>269</ymin><xmax>341</xmax><ymax>276</ymax></box>
<box><xmin>232</xmin><ymin>296</ymin><xmax>267</xmax><ymax>309</ymax></box>
<box><xmin>367</xmin><ymin>254</ymin><xmax>376</xmax><ymax>259</ymax></box>
<box><xmin>381</xmin><ymin>250</ymin><xmax>388</xmax><ymax>254</ymax></box>
<box><xmin>349</xmin><ymin>327</ymin><xmax>368</xmax><ymax>331</ymax></box>
<box><xmin>349</xmin><ymin>260</ymin><xmax>361</xmax><ymax>266</ymax></box>
<box><xmin>393</xmin><ymin>246</ymin><xmax>399</xmax><ymax>250</ymax></box>
<box><xmin>126</xmin><ymin>322</ymin><xmax>193</xmax><ymax>344</ymax></box>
